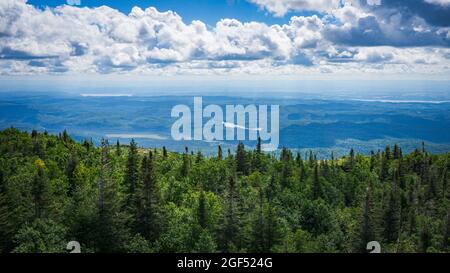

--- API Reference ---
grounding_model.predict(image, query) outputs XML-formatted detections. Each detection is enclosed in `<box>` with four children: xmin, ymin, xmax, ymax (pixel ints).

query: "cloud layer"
<box><xmin>0</xmin><ymin>0</ymin><xmax>449</xmax><ymax>77</ymax></box>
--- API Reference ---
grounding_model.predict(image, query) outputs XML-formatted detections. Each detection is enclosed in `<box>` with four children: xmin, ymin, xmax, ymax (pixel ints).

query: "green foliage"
<box><xmin>0</xmin><ymin>128</ymin><xmax>449</xmax><ymax>253</ymax></box>
<box><xmin>13</xmin><ymin>219</ymin><xmax>67</xmax><ymax>253</ymax></box>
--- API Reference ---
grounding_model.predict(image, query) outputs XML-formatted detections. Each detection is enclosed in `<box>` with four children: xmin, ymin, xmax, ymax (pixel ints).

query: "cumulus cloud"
<box><xmin>247</xmin><ymin>0</ymin><xmax>341</xmax><ymax>17</ymax></box>
<box><xmin>424</xmin><ymin>0</ymin><xmax>450</xmax><ymax>7</ymax></box>
<box><xmin>0</xmin><ymin>0</ymin><xmax>449</xmax><ymax>77</ymax></box>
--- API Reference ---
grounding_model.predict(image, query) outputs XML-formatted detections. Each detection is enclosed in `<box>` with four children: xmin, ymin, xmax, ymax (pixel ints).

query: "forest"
<box><xmin>0</xmin><ymin>127</ymin><xmax>448</xmax><ymax>253</ymax></box>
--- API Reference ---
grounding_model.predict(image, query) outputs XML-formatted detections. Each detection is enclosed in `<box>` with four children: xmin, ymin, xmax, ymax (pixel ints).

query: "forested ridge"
<box><xmin>0</xmin><ymin>128</ymin><xmax>449</xmax><ymax>253</ymax></box>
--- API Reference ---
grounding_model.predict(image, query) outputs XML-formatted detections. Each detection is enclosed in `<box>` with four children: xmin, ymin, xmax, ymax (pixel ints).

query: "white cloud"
<box><xmin>0</xmin><ymin>0</ymin><xmax>448</xmax><ymax>78</ymax></box>
<box><xmin>424</xmin><ymin>0</ymin><xmax>450</xmax><ymax>7</ymax></box>
<box><xmin>248</xmin><ymin>0</ymin><xmax>341</xmax><ymax>17</ymax></box>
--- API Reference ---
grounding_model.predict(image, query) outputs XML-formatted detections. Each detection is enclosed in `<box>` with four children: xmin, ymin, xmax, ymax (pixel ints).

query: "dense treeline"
<box><xmin>0</xmin><ymin>128</ymin><xmax>448</xmax><ymax>253</ymax></box>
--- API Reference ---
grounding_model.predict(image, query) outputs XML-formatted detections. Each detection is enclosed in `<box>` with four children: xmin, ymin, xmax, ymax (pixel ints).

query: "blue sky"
<box><xmin>27</xmin><ymin>0</ymin><xmax>309</xmax><ymax>25</ymax></box>
<box><xmin>0</xmin><ymin>0</ymin><xmax>449</xmax><ymax>81</ymax></box>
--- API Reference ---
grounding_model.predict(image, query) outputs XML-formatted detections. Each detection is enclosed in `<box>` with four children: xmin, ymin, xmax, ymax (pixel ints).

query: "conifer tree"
<box><xmin>116</xmin><ymin>140</ymin><xmax>121</xmax><ymax>157</ymax></box>
<box><xmin>181</xmin><ymin>147</ymin><xmax>190</xmax><ymax>177</ymax></box>
<box><xmin>138</xmin><ymin>151</ymin><xmax>162</xmax><ymax>242</ymax></box>
<box><xmin>380</xmin><ymin>153</ymin><xmax>389</xmax><ymax>181</ymax></box>
<box><xmin>251</xmin><ymin>187</ymin><xmax>280</xmax><ymax>252</ymax></box>
<box><xmin>96</xmin><ymin>139</ymin><xmax>122</xmax><ymax>252</ymax></box>
<box><xmin>125</xmin><ymin>139</ymin><xmax>139</xmax><ymax>209</ymax></box>
<box><xmin>221</xmin><ymin>174</ymin><xmax>241</xmax><ymax>252</ymax></box>
<box><xmin>264</xmin><ymin>202</ymin><xmax>280</xmax><ymax>252</ymax></box>
<box><xmin>250</xmin><ymin>188</ymin><xmax>265</xmax><ymax>252</ymax></box>
<box><xmin>32</xmin><ymin>164</ymin><xmax>48</xmax><ymax>219</ymax></box>
<box><xmin>383</xmin><ymin>186</ymin><xmax>401</xmax><ymax>244</ymax></box>
<box><xmin>263</xmin><ymin>175</ymin><xmax>275</xmax><ymax>204</ymax></box>
<box><xmin>236</xmin><ymin>142</ymin><xmax>247</xmax><ymax>175</ymax></box>
<box><xmin>62</xmin><ymin>129</ymin><xmax>70</xmax><ymax>143</ymax></box>
<box><xmin>349</xmin><ymin>148</ymin><xmax>355</xmax><ymax>168</ymax></box>
<box><xmin>385</xmin><ymin>145</ymin><xmax>391</xmax><ymax>161</ymax></box>
<box><xmin>443</xmin><ymin>210</ymin><xmax>449</xmax><ymax>250</ymax></box>
<box><xmin>217</xmin><ymin>145</ymin><xmax>223</xmax><ymax>160</ymax></box>
<box><xmin>256</xmin><ymin>137</ymin><xmax>262</xmax><ymax>154</ymax></box>
<box><xmin>295</xmin><ymin>152</ymin><xmax>302</xmax><ymax>166</ymax></box>
<box><xmin>196</xmin><ymin>151</ymin><xmax>204</xmax><ymax>164</ymax></box>
<box><xmin>0</xmin><ymin>168</ymin><xmax>12</xmax><ymax>252</ymax></box>
<box><xmin>280</xmin><ymin>148</ymin><xmax>292</xmax><ymax>188</ymax></box>
<box><xmin>198</xmin><ymin>190</ymin><xmax>207</xmax><ymax>229</ymax></box>
<box><xmin>66</xmin><ymin>152</ymin><xmax>79</xmax><ymax>196</ymax></box>
<box><xmin>312</xmin><ymin>163</ymin><xmax>321</xmax><ymax>200</ymax></box>
<box><xmin>308</xmin><ymin>150</ymin><xmax>314</xmax><ymax>167</ymax></box>
<box><xmin>358</xmin><ymin>183</ymin><xmax>376</xmax><ymax>252</ymax></box>
<box><xmin>393</xmin><ymin>144</ymin><xmax>401</xmax><ymax>160</ymax></box>
<box><xmin>370</xmin><ymin>151</ymin><xmax>375</xmax><ymax>172</ymax></box>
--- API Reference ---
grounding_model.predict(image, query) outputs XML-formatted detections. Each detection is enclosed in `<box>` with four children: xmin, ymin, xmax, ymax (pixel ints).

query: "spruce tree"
<box><xmin>218</xmin><ymin>145</ymin><xmax>223</xmax><ymax>160</ymax></box>
<box><xmin>221</xmin><ymin>174</ymin><xmax>241</xmax><ymax>252</ymax></box>
<box><xmin>138</xmin><ymin>151</ymin><xmax>162</xmax><ymax>242</ymax></box>
<box><xmin>266</xmin><ymin>175</ymin><xmax>277</xmax><ymax>202</ymax></box>
<box><xmin>308</xmin><ymin>150</ymin><xmax>314</xmax><ymax>167</ymax></box>
<box><xmin>358</xmin><ymin>183</ymin><xmax>376</xmax><ymax>252</ymax></box>
<box><xmin>125</xmin><ymin>139</ymin><xmax>139</xmax><ymax>210</ymax></box>
<box><xmin>264</xmin><ymin>202</ymin><xmax>280</xmax><ymax>252</ymax></box>
<box><xmin>116</xmin><ymin>140</ymin><xmax>121</xmax><ymax>157</ymax></box>
<box><xmin>96</xmin><ymin>139</ymin><xmax>122</xmax><ymax>252</ymax></box>
<box><xmin>0</xmin><ymin>168</ymin><xmax>12</xmax><ymax>252</ymax></box>
<box><xmin>198</xmin><ymin>190</ymin><xmax>207</xmax><ymax>229</ymax></box>
<box><xmin>256</xmin><ymin>137</ymin><xmax>262</xmax><ymax>154</ymax></box>
<box><xmin>196</xmin><ymin>151</ymin><xmax>204</xmax><ymax>164</ymax></box>
<box><xmin>181</xmin><ymin>147</ymin><xmax>190</xmax><ymax>177</ymax></box>
<box><xmin>383</xmin><ymin>186</ymin><xmax>401</xmax><ymax>244</ymax></box>
<box><xmin>66</xmin><ymin>152</ymin><xmax>79</xmax><ymax>196</ymax></box>
<box><xmin>62</xmin><ymin>129</ymin><xmax>70</xmax><ymax>143</ymax></box>
<box><xmin>295</xmin><ymin>152</ymin><xmax>302</xmax><ymax>166</ymax></box>
<box><xmin>312</xmin><ymin>163</ymin><xmax>321</xmax><ymax>200</ymax></box>
<box><xmin>380</xmin><ymin>152</ymin><xmax>389</xmax><ymax>182</ymax></box>
<box><xmin>251</xmin><ymin>188</ymin><xmax>280</xmax><ymax>253</ymax></box>
<box><xmin>349</xmin><ymin>148</ymin><xmax>355</xmax><ymax>169</ymax></box>
<box><xmin>250</xmin><ymin>188</ymin><xmax>265</xmax><ymax>252</ymax></box>
<box><xmin>393</xmin><ymin>144</ymin><xmax>401</xmax><ymax>160</ymax></box>
<box><xmin>280</xmin><ymin>148</ymin><xmax>292</xmax><ymax>188</ymax></box>
<box><xmin>236</xmin><ymin>142</ymin><xmax>247</xmax><ymax>175</ymax></box>
<box><xmin>385</xmin><ymin>145</ymin><xmax>391</xmax><ymax>161</ymax></box>
<box><xmin>443</xmin><ymin>210</ymin><xmax>449</xmax><ymax>250</ymax></box>
<box><xmin>32</xmin><ymin>164</ymin><xmax>48</xmax><ymax>219</ymax></box>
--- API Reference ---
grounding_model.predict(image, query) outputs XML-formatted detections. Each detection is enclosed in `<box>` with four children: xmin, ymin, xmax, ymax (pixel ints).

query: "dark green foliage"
<box><xmin>218</xmin><ymin>145</ymin><xmax>223</xmax><ymax>160</ymax></box>
<box><xmin>180</xmin><ymin>147</ymin><xmax>190</xmax><ymax>178</ymax></box>
<box><xmin>125</xmin><ymin>139</ymin><xmax>139</xmax><ymax>211</ymax></box>
<box><xmin>198</xmin><ymin>190</ymin><xmax>207</xmax><ymax>229</ymax></box>
<box><xmin>138</xmin><ymin>151</ymin><xmax>162</xmax><ymax>243</ymax></box>
<box><xmin>383</xmin><ymin>186</ymin><xmax>401</xmax><ymax>244</ymax></box>
<box><xmin>0</xmin><ymin>168</ymin><xmax>13</xmax><ymax>252</ymax></box>
<box><xmin>312</xmin><ymin>163</ymin><xmax>321</xmax><ymax>200</ymax></box>
<box><xmin>236</xmin><ymin>142</ymin><xmax>247</xmax><ymax>175</ymax></box>
<box><xmin>95</xmin><ymin>139</ymin><xmax>124</xmax><ymax>252</ymax></box>
<box><xmin>358</xmin><ymin>184</ymin><xmax>376</xmax><ymax>252</ymax></box>
<box><xmin>13</xmin><ymin>219</ymin><xmax>67</xmax><ymax>253</ymax></box>
<box><xmin>221</xmin><ymin>174</ymin><xmax>241</xmax><ymax>252</ymax></box>
<box><xmin>0</xmin><ymin>128</ymin><xmax>448</xmax><ymax>253</ymax></box>
<box><xmin>32</xmin><ymin>164</ymin><xmax>48</xmax><ymax>218</ymax></box>
<box><xmin>116</xmin><ymin>140</ymin><xmax>122</xmax><ymax>157</ymax></box>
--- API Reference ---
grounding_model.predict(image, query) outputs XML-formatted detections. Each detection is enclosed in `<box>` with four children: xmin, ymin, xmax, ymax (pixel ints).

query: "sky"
<box><xmin>0</xmin><ymin>0</ymin><xmax>450</xmax><ymax>82</ymax></box>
